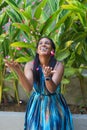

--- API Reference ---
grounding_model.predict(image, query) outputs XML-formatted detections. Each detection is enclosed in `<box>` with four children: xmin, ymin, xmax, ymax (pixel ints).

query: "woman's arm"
<box><xmin>5</xmin><ymin>60</ymin><xmax>33</xmax><ymax>93</ymax></box>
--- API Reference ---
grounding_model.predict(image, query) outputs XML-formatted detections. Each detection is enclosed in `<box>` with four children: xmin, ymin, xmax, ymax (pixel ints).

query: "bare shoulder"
<box><xmin>24</xmin><ymin>60</ymin><xmax>34</xmax><ymax>70</ymax></box>
<box><xmin>54</xmin><ymin>61</ymin><xmax>64</xmax><ymax>70</ymax></box>
<box><xmin>24</xmin><ymin>61</ymin><xmax>34</xmax><ymax>83</ymax></box>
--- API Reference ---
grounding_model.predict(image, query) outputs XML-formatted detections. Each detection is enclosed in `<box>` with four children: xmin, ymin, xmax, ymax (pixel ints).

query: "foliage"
<box><xmin>0</xmin><ymin>0</ymin><xmax>87</xmax><ymax>105</ymax></box>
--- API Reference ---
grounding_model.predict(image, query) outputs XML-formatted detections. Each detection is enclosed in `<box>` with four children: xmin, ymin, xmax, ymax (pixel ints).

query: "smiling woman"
<box><xmin>5</xmin><ymin>37</ymin><xmax>74</xmax><ymax>130</ymax></box>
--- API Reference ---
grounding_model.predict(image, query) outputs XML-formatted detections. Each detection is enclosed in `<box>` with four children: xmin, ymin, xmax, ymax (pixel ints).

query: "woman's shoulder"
<box><xmin>54</xmin><ymin>61</ymin><xmax>64</xmax><ymax>70</ymax></box>
<box><xmin>25</xmin><ymin>60</ymin><xmax>34</xmax><ymax>70</ymax></box>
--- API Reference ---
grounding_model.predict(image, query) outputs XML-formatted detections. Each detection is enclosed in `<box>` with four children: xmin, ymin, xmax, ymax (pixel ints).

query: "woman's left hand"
<box><xmin>42</xmin><ymin>65</ymin><xmax>56</xmax><ymax>77</ymax></box>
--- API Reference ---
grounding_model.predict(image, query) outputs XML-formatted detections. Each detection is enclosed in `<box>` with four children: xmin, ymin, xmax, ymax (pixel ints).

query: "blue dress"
<box><xmin>24</xmin><ymin>66</ymin><xmax>74</xmax><ymax>130</ymax></box>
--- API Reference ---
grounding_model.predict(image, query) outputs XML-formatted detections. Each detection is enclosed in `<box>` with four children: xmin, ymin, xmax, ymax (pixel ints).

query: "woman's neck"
<box><xmin>39</xmin><ymin>55</ymin><xmax>50</xmax><ymax>66</ymax></box>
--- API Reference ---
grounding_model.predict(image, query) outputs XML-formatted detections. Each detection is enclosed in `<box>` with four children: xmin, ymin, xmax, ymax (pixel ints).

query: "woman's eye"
<box><xmin>38</xmin><ymin>41</ymin><xmax>50</xmax><ymax>45</ymax></box>
<box><xmin>45</xmin><ymin>42</ymin><xmax>50</xmax><ymax>45</ymax></box>
<box><xmin>38</xmin><ymin>42</ymin><xmax>42</xmax><ymax>45</ymax></box>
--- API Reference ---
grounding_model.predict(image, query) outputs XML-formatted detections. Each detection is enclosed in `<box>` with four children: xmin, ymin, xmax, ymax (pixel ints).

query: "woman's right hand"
<box><xmin>4</xmin><ymin>59</ymin><xmax>22</xmax><ymax>73</ymax></box>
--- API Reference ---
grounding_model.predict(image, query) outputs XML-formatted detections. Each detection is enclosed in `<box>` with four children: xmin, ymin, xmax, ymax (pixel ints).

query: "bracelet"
<box><xmin>45</xmin><ymin>76</ymin><xmax>51</xmax><ymax>80</ymax></box>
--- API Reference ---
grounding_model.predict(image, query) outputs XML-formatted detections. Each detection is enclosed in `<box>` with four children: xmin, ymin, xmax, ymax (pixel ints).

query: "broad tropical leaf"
<box><xmin>15</xmin><ymin>56</ymin><xmax>33</xmax><ymax>63</ymax></box>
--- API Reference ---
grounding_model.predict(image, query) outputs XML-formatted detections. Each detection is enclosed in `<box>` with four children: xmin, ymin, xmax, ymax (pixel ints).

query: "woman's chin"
<box><xmin>39</xmin><ymin>52</ymin><xmax>49</xmax><ymax>56</ymax></box>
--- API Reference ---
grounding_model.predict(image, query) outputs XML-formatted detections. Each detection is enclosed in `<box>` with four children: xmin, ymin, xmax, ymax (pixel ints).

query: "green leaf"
<box><xmin>61</xmin><ymin>4</ymin><xmax>85</xmax><ymax>15</ymax></box>
<box><xmin>0</xmin><ymin>12</ymin><xmax>8</xmax><ymax>26</ymax></box>
<box><xmin>48</xmin><ymin>0</ymin><xmax>58</xmax><ymax>12</ymax></box>
<box><xmin>0</xmin><ymin>0</ymin><xmax>3</xmax><ymax>4</ymax></box>
<box><xmin>59</xmin><ymin>0</ymin><xmax>65</xmax><ymax>6</ymax></box>
<box><xmin>11</xmin><ymin>41</ymin><xmax>35</xmax><ymax>49</ymax></box>
<box><xmin>12</xmin><ymin>23</ymin><xmax>30</xmax><ymax>33</ymax></box>
<box><xmin>3</xmin><ymin>86</ymin><xmax>12</xmax><ymax>92</ymax></box>
<box><xmin>61</xmin><ymin>78</ymin><xmax>70</xmax><ymax>84</ymax></box>
<box><xmin>77</xmin><ymin>12</ymin><xmax>86</xmax><ymax>26</ymax></box>
<box><xmin>0</xmin><ymin>34</ymin><xmax>7</xmax><ymax>43</ymax></box>
<box><xmin>5</xmin><ymin>73</ymin><xmax>17</xmax><ymax>80</ymax></box>
<box><xmin>11</xmin><ymin>29</ymin><xmax>20</xmax><ymax>40</ymax></box>
<box><xmin>76</xmin><ymin>54</ymin><xmax>87</xmax><ymax>64</ymax></box>
<box><xmin>65</xmin><ymin>40</ymin><xmax>73</xmax><ymax>47</ymax></box>
<box><xmin>62</xmin><ymin>3</ymin><xmax>86</xmax><ymax>24</ymax></box>
<box><xmin>15</xmin><ymin>56</ymin><xmax>33</xmax><ymax>63</ymax></box>
<box><xmin>73</xmin><ymin>32</ymin><xmax>86</xmax><ymax>42</ymax></box>
<box><xmin>56</xmin><ymin>48</ymin><xmax>70</xmax><ymax>61</ymax></box>
<box><xmin>40</xmin><ymin>9</ymin><xmax>61</xmax><ymax>34</ymax></box>
<box><xmin>66</xmin><ymin>52</ymin><xmax>75</xmax><ymax>67</ymax></box>
<box><xmin>21</xmin><ymin>5</ymin><xmax>32</xmax><ymax>19</ymax></box>
<box><xmin>6</xmin><ymin>9</ymin><xmax>22</xmax><ymax>22</ymax></box>
<box><xmin>49</xmin><ymin>11</ymin><xmax>72</xmax><ymax>35</ymax></box>
<box><xmin>5</xmin><ymin>0</ymin><xmax>20</xmax><ymax>12</ymax></box>
<box><xmin>34</xmin><ymin>0</ymin><xmax>47</xmax><ymax>19</ymax></box>
<box><xmin>64</xmin><ymin>67</ymin><xmax>77</xmax><ymax>77</ymax></box>
<box><xmin>75</xmin><ymin>42</ymin><xmax>83</xmax><ymax>55</ymax></box>
<box><xmin>0</xmin><ymin>1</ymin><xmax>8</xmax><ymax>11</ymax></box>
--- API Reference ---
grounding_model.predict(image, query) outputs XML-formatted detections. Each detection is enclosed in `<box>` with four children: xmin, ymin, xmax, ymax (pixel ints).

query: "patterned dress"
<box><xmin>24</xmin><ymin>66</ymin><xmax>74</xmax><ymax>130</ymax></box>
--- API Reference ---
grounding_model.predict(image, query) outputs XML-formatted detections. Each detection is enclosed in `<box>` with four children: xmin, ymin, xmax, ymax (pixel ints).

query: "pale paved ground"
<box><xmin>0</xmin><ymin>112</ymin><xmax>87</xmax><ymax>130</ymax></box>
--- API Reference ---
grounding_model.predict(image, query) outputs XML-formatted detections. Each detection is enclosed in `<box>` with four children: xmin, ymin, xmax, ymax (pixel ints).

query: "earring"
<box><xmin>50</xmin><ymin>51</ymin><xmax>55</xmax><ymax>56</ymax></box>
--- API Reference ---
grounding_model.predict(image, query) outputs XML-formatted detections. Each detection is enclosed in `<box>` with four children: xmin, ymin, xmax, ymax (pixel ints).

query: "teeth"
<box><xmin>41</xmin><ymin>47</ymin><xmax>47</xmax><ymax>51</ymax></box>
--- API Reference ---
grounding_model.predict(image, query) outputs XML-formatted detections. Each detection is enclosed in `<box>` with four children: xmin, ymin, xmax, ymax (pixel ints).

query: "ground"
<box><xmin>0</xmin><ymin>102</ymin><xmax>87</xmax><ymax>114</ymax></box>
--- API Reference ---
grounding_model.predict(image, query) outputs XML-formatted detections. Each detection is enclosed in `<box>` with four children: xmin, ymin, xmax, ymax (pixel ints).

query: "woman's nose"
<box><xmin>42</xmin><ymin>42</ymin><xmax>45</xmax><ymax>45</ymax></box>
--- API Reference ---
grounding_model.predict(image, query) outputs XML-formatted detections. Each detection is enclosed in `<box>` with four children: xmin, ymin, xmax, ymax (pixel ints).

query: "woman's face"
<box><xmin>37</xmin><ymin>38</ymin><xmax>53</xmax><ymax>56</ymax></box>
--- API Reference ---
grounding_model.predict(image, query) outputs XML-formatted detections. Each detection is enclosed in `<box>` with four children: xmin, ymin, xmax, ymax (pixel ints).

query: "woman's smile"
<box><xmin>37</xmin><ymin>38</ymin><xmax>52</xmax><ymax>55</ymax></box>
<box><xmin>40</xmin><ymin>46</ymin><xmax>48</xmax><ymax>52</ymax></box>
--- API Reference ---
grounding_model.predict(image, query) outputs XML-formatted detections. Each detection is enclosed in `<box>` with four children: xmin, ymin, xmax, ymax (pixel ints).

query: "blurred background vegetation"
<box><xmin>0</xmin><ymin>0</ymin><xmax>87</xmax><ymax>107</ymax></box>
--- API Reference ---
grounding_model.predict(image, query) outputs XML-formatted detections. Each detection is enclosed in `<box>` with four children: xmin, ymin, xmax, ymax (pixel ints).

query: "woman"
<box><xmin>5</xmin><ymin>37</ymin><xmax>74</xmax><ymax>130</ymax></box>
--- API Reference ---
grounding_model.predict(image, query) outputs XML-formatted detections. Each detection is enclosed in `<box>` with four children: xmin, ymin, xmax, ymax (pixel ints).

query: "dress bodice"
<box><xmin>33</xmin><ymin>66</ymin><xmax>61</xmax><ymax>96</ymax></box>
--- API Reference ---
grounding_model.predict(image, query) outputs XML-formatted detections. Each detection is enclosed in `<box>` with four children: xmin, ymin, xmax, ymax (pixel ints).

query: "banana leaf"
<box><xmin>0</xmin><ymin>34</ymin><xmax>7</xmax><ymax>43</ymax></box>
<box><xmin>34</xmin><ymin>0</ymin><xmax>47</xmax><ymax>19</ymax></box>
<box><xmin>61</xmin><ymin>78</ymin><xmax>70</xmax><ymax>84</ymax></box>
<box><xmin>15</xmin><ymin>56</ymin><xmax>33</xmax><ymax>63</ymax></box>
<box><xmin>64</xmin><ymin>67</ymin><xmax>77</xmax><ymax>77</ymax></box>
<box><xmin>12</xmin><ymin>23</ymin><xmax>30</xmax><ymax>33</ymax></box>
<box><xmin>49</xmin><ymin>11</ymin><xmax>72</xmax><ymax>36</ymax></box>
<box><xmin>5</xmin><ymin>0</ymin><xmax>20</xmax><ymax>12</ymax></box>
<box><xmin>65</xmin><ymin>52</ymin><xmax>75</xmax><ymax>67</ymax></box>
<box><xmin>56</xmin><ymin>48</ymin><xmax>70</xmax><ymax>61</ymax></box>
<box><xmin>11</xmin><ymin>41</ymin><xmax>35</xmax><ymax>49</ymax></box>
<box><xmin>6</xmin><ymin>9</ymin><xmax>22</xmax><ymax>22</ymax></box>
<box><xmin>21</xmin><ymin>5</ymin><xmax>32</xmax><ymax>19</ymax></box>
<box><xmin>40</xmin><ymin>9</ymin><xmax>61</xmax><ymax>34</ymax></box>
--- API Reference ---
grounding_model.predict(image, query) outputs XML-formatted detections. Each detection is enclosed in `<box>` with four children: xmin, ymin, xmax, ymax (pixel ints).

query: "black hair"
<box><xmin>33</xmin><ymin>37</ymin><xmax>57</xmax><ymax>86</ymax></box>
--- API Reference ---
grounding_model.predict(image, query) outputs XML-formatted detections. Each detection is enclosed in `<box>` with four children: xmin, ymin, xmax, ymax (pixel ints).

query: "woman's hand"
<box><xmin>42</xmin><ymin>65</ymin><xmax>56</xmax><ymax>78</ymax></box>
<box><xmin>4</xmin><ymin>59</ymin><xmax>22</xmax><ymax>73</ymax></box>
<box><xmin>4</xmin><ymin>60</ymin><xmax>33</xmax><ymax>92</ymax></box>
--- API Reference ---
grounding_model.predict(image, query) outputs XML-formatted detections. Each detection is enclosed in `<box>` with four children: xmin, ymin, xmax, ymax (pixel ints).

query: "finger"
<box><xmin>43</xmin><ymin>66</ymin><xmax>47</xmax><ymax>72</ymax></box>
<box><xmin>47</xmin><ymin>66</ymin><xmax>51</xmax><ymax>71</ymax></box>
<box><xmin>4</xmin><ymin>59</ymin><xmax>9</xmax><ymax>66</ymax></box>
<box><xmin>51</xmin><ymin>70</ymin><xmax>56</xmax><ymax>74</ymax></box>
<box><xmin>4</xmin><ymin>61</ymin><xmax>8</xmax><ymax>66</ymax></box>
<box><xmin>46</xmin><ymin>67</ymin><xmax>52</xmax><ymax>73</ymax></box>
<box><xmin>4</xmin><ymin>59</ymin><xmax>13</xmax><ymax>68</ymax></box>
<box><xmin>42</xmin><ymin>64</ymin><xmax>46</xmax><ymax>69</ymax></box>
<box><xmin>11</xmin><ymin>59</ymin><xmax>14</xmax><ymax>62</ymax></box>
